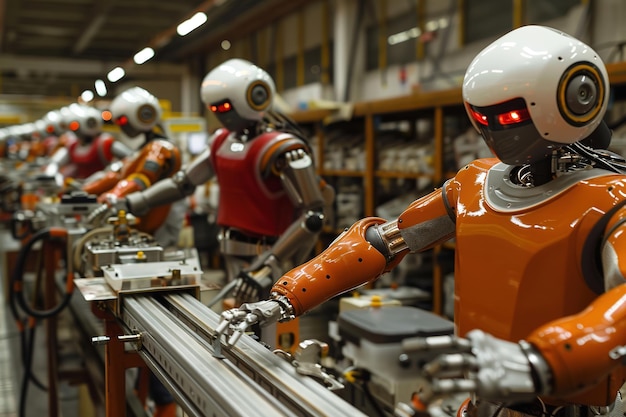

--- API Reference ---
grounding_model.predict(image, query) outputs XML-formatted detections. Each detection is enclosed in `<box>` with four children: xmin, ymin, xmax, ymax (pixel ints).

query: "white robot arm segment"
<box><xmin>125</xmin><ymin>147</ymin><xmax>214</xmax><ymax>216</ymax></box>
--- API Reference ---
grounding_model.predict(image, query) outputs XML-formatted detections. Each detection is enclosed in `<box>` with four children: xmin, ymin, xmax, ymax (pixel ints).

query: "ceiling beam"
<box><xmin>0</xmin><ymin>0</ymin><xmax>5</xmax><ymax>50</ymax></box>
<box><xmin>168</xmin><ymin>0</ymin><xmax>313</xmax><ymax>60</ymax></box>
<box><xmin>0</xmin><ymin>54</ymin><xmax>186</xmax><ymax>77</ymax></box>
<box><xmin>73</xmin><ymin>0</ymin><xmax>119</xmax><ymax>54</ymax></box>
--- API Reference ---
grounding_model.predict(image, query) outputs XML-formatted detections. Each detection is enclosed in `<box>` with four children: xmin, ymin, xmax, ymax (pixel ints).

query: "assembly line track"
<box><xmin>122</xmin><ymin>292</ymin><xmax>367</xmax><ymax>417</ymax></box>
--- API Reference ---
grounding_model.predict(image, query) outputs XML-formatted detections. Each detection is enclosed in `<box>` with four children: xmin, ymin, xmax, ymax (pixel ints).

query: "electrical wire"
<box><xmin>568</xmin><ymin>141</ymin><xmax>626</xmax><ymax>174</ymax></box>
<box><xmin>9</xmin><ymin>226</ymin><xmax>74</xmax><ymax>417</ymax></box>
<box><xmin>12</xmin><ymin>227</ymin><xmax>74</xmax><ymax>319</ymax></box>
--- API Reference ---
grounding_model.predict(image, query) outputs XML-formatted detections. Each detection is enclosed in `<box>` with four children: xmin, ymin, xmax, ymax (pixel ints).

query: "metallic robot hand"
<box><xmin>215</xmin><ymin>300</ymin><xmax>282</xmax><ymax>346</ymax></box>
<box><xmin>410</xmin><ymin>330</ymin><xmax>550</xmax><ymax>406</ymax></box>
<box><xmin>215</xmin><ymin>296</ymin><xmax>295</xmax><ymax>347</ymax></box>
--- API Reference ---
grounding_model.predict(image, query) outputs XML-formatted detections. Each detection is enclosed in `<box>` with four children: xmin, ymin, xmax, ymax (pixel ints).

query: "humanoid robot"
<box><xmin>120</xmin><ymin>58</ymin><xmax>334</xmax><ymax>305</ymax></box>
<box><xmin>44</xmin><ymin>103</ymin><xmax>131</xmax><ymax>179</ymax></box>
<box><xmin>82</xmin><ymin>87</ymin><xmax>182</xmax><ymax>237</ymax></box>
<box><xmin>216</xmin><ymin>25</ymin><xmax>626</xmax><ymax>416</ymax></box>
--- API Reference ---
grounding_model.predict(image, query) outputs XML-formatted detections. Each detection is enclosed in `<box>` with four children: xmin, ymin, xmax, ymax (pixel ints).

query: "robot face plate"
<box><xmin>201</xmin><ymin>58</ymin><xmax>276</xmax><ymax>130</ymax></box>
<box><xmin>468</xmin><ymin>98</ymin><xmax>562</xmax><ymax>165</ymax></box>
<box><xmin>110</xmin><ymin>87</ymin><xmax>162</xmax><ymax>137</ymax></box>
<box><xmin>463</xmin><ymin>25</ymin><xmax>609</xmax><ymax>165</ymax></box>
<box><xmin>67</xmin><ymin>103</ymin><xmax>103</xmax><ymax>139</ymax></box>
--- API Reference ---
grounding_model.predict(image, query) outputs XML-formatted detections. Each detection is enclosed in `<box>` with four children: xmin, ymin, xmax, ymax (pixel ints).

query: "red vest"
<box><xmin>210</xmin><ymin>129</ymin><xmax>301</xmax><ymax>237</ymax></box>
<box><xmin>68</xmin><ymin>134</ymin><xmax>115</xmax><ymax>178</ymax></box>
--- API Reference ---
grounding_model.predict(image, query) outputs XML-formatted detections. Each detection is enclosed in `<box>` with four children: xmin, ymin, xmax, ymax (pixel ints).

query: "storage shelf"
<box><xmin>375</xmin><ymin>171</ymin><xmax>433</xmax><ymax>179</ymax></box>
<box><xmin>320</xmin><ymin>169</ymin><xmax>366</xmax><ymax>177</ymax></box>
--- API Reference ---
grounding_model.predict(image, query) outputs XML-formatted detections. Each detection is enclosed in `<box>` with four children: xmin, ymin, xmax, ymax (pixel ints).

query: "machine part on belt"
<box><xmin>121</xmin><ymin>293</ymin><xmax>368</xmax><ymax>417</ymax></box>
<box><xmin>101</xmin><ymin>258</ymin><xmax>202</xmax><ymax>292</ymax></box>
<box><xmin>274</xmin><ymin>339</ymin><xmax>344</xmax><ymax>391</ymax></box>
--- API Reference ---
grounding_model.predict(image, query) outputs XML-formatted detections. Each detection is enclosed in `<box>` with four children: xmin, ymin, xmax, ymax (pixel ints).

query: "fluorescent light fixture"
<box><xmin>81</xmin><ymin>90</ymin><xmax>94</xmax><ymax>102</ymax></box>
<box><xmin>107</xmin><ymin>67</ymin><xmax>125</xmax><ymax>83</ymax></box>
<box><xmin>177</xmin><ymin>12</ymin><xmax>207</xmax><ymax>36</ymax></box>
<box><xmin>95</xmin><ymin>79</ymin><xmax>107</xmax><ymax>96</ymax></box>
<box><xmin>388</xmin><ymin>17</ymin><xmax>449</xmax><ymax>46</ymax></box>
<box><xmin>134</xmin><ymin>47</ymin><xmax>155</xmax><ymax>65</ymax></box>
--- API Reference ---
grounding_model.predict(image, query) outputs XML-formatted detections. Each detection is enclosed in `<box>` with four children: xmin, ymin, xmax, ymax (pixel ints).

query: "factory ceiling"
<box><xmin>0</xmin><ymin>0</ymin><xmax>310</xmax><ymax>98</ymax></box>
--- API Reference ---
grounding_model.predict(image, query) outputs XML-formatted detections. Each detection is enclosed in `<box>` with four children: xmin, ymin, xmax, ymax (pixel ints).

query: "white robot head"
<box><xmin>110</xmin><ymin>86</ymin><xmax>162</xmax><ymax>138</ymax></box>
<box><xmin>43</xmin><ymin>108</ymin><xmax>68</xmax><ymax>137</ymax></box>
<box><xmin>200</xmin><ymin>58</ymin><xmax>276</xmax><ymax>132</ymax></box>
<box><xmin>66</xmin><ymin>103</ymin><xmax>103</xmax><ymax>140</ymax></box>
<box><xmin>463</xmin><ymin>25</ymin><xmax>609</xmax><ymax>166</ymax></box>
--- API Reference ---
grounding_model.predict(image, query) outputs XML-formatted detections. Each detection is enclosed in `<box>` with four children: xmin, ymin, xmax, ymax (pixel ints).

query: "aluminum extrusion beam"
<box><xmin>122</xmin><ymin>294</ymin><xmax>368</xmax><ymax>417</ymax></box>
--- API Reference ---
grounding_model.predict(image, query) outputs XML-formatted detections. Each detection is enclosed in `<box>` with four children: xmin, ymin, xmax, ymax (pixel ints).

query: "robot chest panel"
<box><xmin>453</xmin><ymin>179</ymin><xmax>614</xmax><ymax>339</ymax></box>
<box><xmin>70</xmin><ymin>140</ymin><xmax>102</xmax><ymax>164</ymax></box>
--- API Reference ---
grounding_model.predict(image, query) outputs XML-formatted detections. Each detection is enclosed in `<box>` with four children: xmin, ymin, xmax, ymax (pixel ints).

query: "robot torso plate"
<box><xmin>68</xmin><ymin>134</ymin><xmax>115</xmax><ymax>179</ymax></box>
<box><xmin>210</xmin><ymin>130</ymin><xmax>297</xmax><ymax>237</ymax></box>
<box><xmin>451</xmin><ymin>158</ymin><xmax>626</xmax><ymax>341</ymax></box>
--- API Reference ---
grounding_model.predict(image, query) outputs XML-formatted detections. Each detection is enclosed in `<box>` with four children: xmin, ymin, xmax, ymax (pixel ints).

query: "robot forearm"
<box><xmin>126</xmin><ymin>172</ymin><xmax>191</xmax><ymax>217</ymax></box>
<box><xmin>269</xmin><ymin>217</ymin><xmax>409</xmax><ymax>317</ymax></box>
<box><xmin>111</xmin><ymin>140</ymin><xmax>133</xmax><ymax>159</ymax></box>
<box><xmin>126</xmin><ymin>148</ymin><xmax>212</xmax><ymax>216</ymax></box>
<box><xmin>44</xmin><ymin>148</ymin><xmax>70</xmax><ymax>176</ymax></box>
<box><xmin>526</xmin><ymin>284</ymin><xmax>626</xmax><ymax>399</ymax></box>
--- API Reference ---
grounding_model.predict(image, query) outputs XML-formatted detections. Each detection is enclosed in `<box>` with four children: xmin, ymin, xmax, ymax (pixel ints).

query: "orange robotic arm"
<box><xmin>98</xmin><ymin>139</ymin><xmax>181</xmax><ymax>200</ymax></box>
<box><xmin>82</xmin><ymin>139</ymin><xmax>181</xmax><ymax>199</ymax></box>
<box><xmin>216</xmin><ymin>184</ymin><xmax>457</xmax><ymax>345</ymax></box>
<box><xmin>272</xmin><ymin>184</ymin><xmax>457</xmax><ymax>317</ymax></box>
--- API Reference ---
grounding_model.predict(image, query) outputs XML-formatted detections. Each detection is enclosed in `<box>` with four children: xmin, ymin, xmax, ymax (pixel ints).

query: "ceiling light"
<box><xmin>81</xmin><ymin>90</ymin><xmax>94</xmax><ymax>102</ymax></box>
<box><xmin>107</xmin><ymin>67</ymin><xmax>125</xmax><ymax>83</ymax></box>
<box><xmin>177</xmin><ymin>12</ymin><xmax>208</xmax><ymax>36</ymax></box>
<box><xmin>134</xmin><ymin>47</ymin><xmax>155</xmax><ymax>65</ymax></box>
<box><xmin>95</xmin><ymin>79</ymin><xmax>107</xmax><ymax>96</ymax></box>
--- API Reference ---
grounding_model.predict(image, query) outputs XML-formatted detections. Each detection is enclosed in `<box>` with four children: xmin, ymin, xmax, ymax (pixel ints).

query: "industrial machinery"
<box><xmin>67</xmin><ymin>209</ymin><xmax>362</xmax><ymax>417</ymax></box>
<box><xmin>8</xmin><ymin>190</ymin><xmax>456</xmax><ymax>417</ymax></box>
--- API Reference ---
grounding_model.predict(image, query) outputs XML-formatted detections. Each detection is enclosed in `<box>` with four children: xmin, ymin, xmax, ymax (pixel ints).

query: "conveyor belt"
<box><xmin>122</xmin><ymin>293</ymin><xmax>368</xmax><ymax>417</ymax></box>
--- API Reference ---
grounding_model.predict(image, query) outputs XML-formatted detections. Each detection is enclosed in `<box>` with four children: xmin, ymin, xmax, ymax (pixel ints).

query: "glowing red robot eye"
<box><xmin>211</xmin><ymin>101</ymin><xmax>233</xmax><ymax>113</ymax></box>
<box><xmin>470</xmin><ymin>108</ymin><xmax>489</xmax><ymax>126</ymax></box>
<box><xmin>498</xmin><ymin>108</ymin><xmax>530</xmax><ymax>125</ymax></box>
<box><xmin>115</xmin><ymin>115</ymin><xmax>129</xmax><ymax>126</ymax></box>
<box><xmin>69</xmin><ymin>121</ymin><xmax>80</xmax><ymax>131</ymax></box>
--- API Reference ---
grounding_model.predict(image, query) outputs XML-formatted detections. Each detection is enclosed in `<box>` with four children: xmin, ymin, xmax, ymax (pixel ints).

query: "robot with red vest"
<box><xmin>44</xmin><ymin>103</ymin><xmax>131</xmax><ymax>179</ymax></box>
<box><xmin>120</xmin><ymin>58</ymin><xmax>334</xmax><ymax>305</ymax></box>
<box><xmin>216</xmin><ymin>26</ymin><xmax>626</xmax><ymax>417</ymax></box>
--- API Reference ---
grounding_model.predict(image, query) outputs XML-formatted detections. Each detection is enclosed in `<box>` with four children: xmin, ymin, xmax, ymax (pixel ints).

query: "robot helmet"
<box><xmin>43</xmin><ymin>108</ymin><xmax>68</xmax><ymax>136</ymax></box>
<box><xmin>110</xmin><ymin>86</ymin><xmax>162</xmax><ymax>138</ymax></box>
<box><xmin>463</xmin><ymin>25</ymin><xmax>609</xmax><ymax>165</ymax></box>
<box><xmin>200</xmin><ymin>58</ymin><xmax>276</xmax><ymax>131</ymax></box>
<box><xmin>66</xmin><ymin>103</ymin><xmax>103</xmax><ymax>139</ymax></box>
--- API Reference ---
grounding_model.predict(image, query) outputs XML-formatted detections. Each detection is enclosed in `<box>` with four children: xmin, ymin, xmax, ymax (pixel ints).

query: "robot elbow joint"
<box><xmin>304</xmin><ymin>210</ymin><xmax>324</xmax><ymax>232</ymax></box>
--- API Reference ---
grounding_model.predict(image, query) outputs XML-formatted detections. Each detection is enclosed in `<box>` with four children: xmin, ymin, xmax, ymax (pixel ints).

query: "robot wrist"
<box><xmin>519</xmin><ymin>340</ymin><xmax>553</xmax><ymax>395</ymax></box>
<box><xmin>270</xmin><ymin>293</ymin><xmax>296</xmax><ymax>322</ymax></box>
<box><xmin>365</xmin><ymin>220</ymin><xmax>407</xmax><ymax>261</ymax></box>
<box><xmin>304</xmin><ymin>210</ymin><xmax>324</xmax><ymax>233</ymax></box>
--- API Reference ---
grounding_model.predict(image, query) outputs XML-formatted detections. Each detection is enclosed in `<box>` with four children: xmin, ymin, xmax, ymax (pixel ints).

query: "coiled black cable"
<box><xmin>9</xmin><ymin>226</ymin><xmax>74</xmax><ymax>417</ymax></box>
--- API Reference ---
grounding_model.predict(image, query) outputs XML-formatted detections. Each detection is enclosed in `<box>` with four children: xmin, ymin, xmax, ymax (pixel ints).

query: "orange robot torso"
<box><xmin>83</xmin><ymin>139</ymin><xmax>181</xmax><ymax>234</ymax></box>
